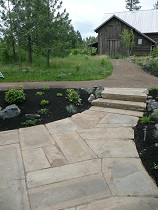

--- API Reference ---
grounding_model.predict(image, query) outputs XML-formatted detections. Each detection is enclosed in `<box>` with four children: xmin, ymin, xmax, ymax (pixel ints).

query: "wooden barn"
<box><xmin>90</xmin><ymin>9</ymin><xmax>158</xmax><ymax>56</ymax></box>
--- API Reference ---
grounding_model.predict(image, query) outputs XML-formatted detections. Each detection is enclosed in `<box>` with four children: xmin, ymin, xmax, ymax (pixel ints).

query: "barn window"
<box><xmin>138</xmin><ymin>38</ymin><xmax>143</xmax><ymax>45</ymax></box>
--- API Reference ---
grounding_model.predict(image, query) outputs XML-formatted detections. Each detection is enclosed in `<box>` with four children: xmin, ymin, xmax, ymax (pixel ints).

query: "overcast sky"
<box><xmin>63</xmin><ymin>0</ymin><xmax>157</xmax><ymax>38</ymax></box>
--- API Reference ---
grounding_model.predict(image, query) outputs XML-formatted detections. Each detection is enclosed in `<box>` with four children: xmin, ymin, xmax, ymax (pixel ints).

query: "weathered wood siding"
<box><xmin>97</xmin><ymin>17</ymin><xmax>154</xmax><ymax>56</ymax></box>
<box><xmin>145</xmin><ymin>33</ymin><xmax>158</xmax><ymax>43</ymax></box>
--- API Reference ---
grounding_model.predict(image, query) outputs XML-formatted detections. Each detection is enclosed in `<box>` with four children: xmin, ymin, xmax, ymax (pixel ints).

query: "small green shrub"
<box><xmin>21</xmin><ymin>119</ymin><xmax>40</xmax><ymax>127</ymax></box>
<box><xmin>151</xmin><ymin>48</ymin><xmax>158</xmax><ymax>58</ymax></box>
<box><xmin>151</xmin><ymin>110</ymin><xmax>158</xmax><ymax>119</ymax></box>
<box><xmin>36</xmin><ymin>91</ymin><xmax>45</xmax><ymax>96</ymax></box>
<box><xmin>139</xmin><ymin>115</ymin><xmax>153</xmax><ymax>124</ymax></box>
<box><xmin>149</xmin><ymin>87</ymin><xmax>158</xmax><ymax>91</ymax></box>
<box><xmin>37</xmin><ymin>108</ymin><xmax>49</xmax><ymax>115</ymax></box>
<box><xmin>42</xmin><ymin>86</ymin><xmax>50</xmax><ymax>91</ymax></box>
<box><xmin>66</xmin><ymin>89</ymin><xmax>81</xmax><ymax>105</ymax></box>
<box><xmin>56</xmin><ymin>93</ymin><xmax>63</xmax><ymax>97</ymax></box>
<box><xmin>153</xmin><ymin>130</ymin><xmax>158</xmax><ymax>139</ymax></box>
<box><xmin>40</xmin><ymin>99</ymin><xmax>49</xmax><ymax>106</ymax></box>
<box><xmin>153</xmin><ymin>162</ymin><xmax>158</xmax><ymax>170</ymax></box>
<box><xmin>5</xmin><ymin>88</ymin><xmax>26</xmax><ymax>104</ymax></box>
<box><xmin>66</xmin><ymin>104</ymin><xmax>77</xmax><ymax>114</ymax></box>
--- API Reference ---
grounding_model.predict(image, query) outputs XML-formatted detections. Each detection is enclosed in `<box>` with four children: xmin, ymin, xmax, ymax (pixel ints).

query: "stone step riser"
<box><xmin>91</xmin><ymin>100</ymin><xmax>146</xmax><ymax>111</ymax></box>
<box><xmin>101</xmin><ymin>93</ymin><xmax>147</xmax><ymax>102</ymax></box>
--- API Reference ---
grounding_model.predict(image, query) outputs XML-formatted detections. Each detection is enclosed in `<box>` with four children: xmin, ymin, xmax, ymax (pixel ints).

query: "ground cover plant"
<box><xmin>131</xmin><ymin>50</ymin><xmax>158</xmax><ymax>77</ymax></box>
<box><xmin>0</xmin><ymin>87</ymin><xmax>91</xmax><ymax>131</ymax></box>
<box><xmin>134</xmin><ymin>89</ymin><xmax>158</xmax><ymax>186</ymax></box>
<box><xmin>0</xmin><ymin>55</ymin><xmax>113</xmax><ymax>82</ymax></box>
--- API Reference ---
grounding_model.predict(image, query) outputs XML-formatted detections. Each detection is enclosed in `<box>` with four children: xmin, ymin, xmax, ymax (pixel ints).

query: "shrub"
<box><xmin>66</xmin><ymin>104</ymin><xmax>77</xmax><ymax>114</ymax></box>
<box><xmin>5</xmin><ymin>88</ymin><xmax>26</xmax><ymax>104</ymax></box>
<box><xmin>21</xmin><ymin>119</ymin><xmax>40</xmax><ymax>127</ymax></box>
<box><xmin>151</xmin><ymin>48</ymin><xmax>158</xmax><ymax>58</ymax></box>
<box><xmin>36</xmin><ymin>91</ymin><xmax>45</xmax><ymax>96</ymax></box>
<box><xmin>42</xmin><ymin>86</ymin><xmax>50</xmax><ymax>91</ymax></box>
<box><xmin>37</xmin><ymin>108</ymin><xmax>49</xmax><ymax>115</ymax></box>
<box><xmin>40</xmin><ymin>99</ymin><xmax>49</xmax><ymax>106</ymax></box>
<box><xmin>139</xmin><ymin>115</ymin><xmax>153</xmax><ymax>124</ymax></box>
<box><xmin>66</xmin><ymin>89</ymin><xmax>81</xmax><ymax>105</ymax></box>
<box><xmin>149</xmin><ymin>87</ymin><xmax>158</xmax><ymax>91</ymax></box>
<box><xmin>56</xmin><ymin>92</ymin><xmax>63</xmax><ymax>97</ymax></box>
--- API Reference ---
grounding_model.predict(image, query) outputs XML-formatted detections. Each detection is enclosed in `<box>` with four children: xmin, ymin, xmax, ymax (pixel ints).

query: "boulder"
<box><xmin>0</xmin><ymin>104</ymin><xmax>21</xmax><ymax>120</ymax></box>
<box><xmin>94</xmin><ymin>86</ymin><xmax>104</xmax><ymax>98</ymax></box>
<box><xmin>147</xmin><ymin>101</ymin><xmax>158</xmax><ymax>112</ymax></box>
<box><xmin>88</xmin><ymin>94</ymin><xmax>95</xmax><ymax>102</ymax></box>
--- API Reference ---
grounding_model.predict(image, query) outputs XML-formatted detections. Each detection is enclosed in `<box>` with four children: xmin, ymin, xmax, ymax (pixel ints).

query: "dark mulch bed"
<box><xmin>134</xmin><ymin>90</ymin><xmax>158</xmax><ymax>187</ymax></box>
<box><xmin>0</xmin><ymin>88</ymin><xmax>91</xmax><ymax>131</ymax></box>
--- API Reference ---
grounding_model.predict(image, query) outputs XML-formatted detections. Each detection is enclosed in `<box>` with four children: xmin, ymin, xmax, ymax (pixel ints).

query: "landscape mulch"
<box><xmin>134</xmin><ymin>90</ymin><xmax>158</xmax><ymax>187</ymax></box>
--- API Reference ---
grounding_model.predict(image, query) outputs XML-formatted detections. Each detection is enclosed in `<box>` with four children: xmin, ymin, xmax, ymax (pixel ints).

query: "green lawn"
<box><xmin>0</xmin><ymin>55</ymin><xmax>113</xmax><ymax>82</ymax></box>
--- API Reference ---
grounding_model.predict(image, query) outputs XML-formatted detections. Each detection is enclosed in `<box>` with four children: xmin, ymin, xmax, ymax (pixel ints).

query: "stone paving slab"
<box><xmin>102</xmin><ymin>158</ymin><xmax>158</xmax><ymax>196</ymax></box>
<box><xmin>85</xmin><ymin>139</ymin><xmax>139</xmax><ymax>158</ymax></box>
<box><xmin>101</xmin><ymin>88</ymin><xmax>148</xmax><ymax>102</ymax></box>
<box><xmin>0</xmin><ymin>179</ymin><xmax>30</xmax><ymax>210</ymax></box>
<box><xmin>0</xmin><ymin>144</ymin><xmax>24</xmax><ymax>180</ymax></box>
<box><xmin>96</xmin><ymin>113</ymin><xmax>138</xmax><ymax>127</ymax></box>
<box><xmin>22</xmin><ymin>148</ymin><xmax>51</xmax><ymax>172</ymax></box>
<box><xmin>70</xmin><ymin>113</ymin><xmax>103</xmax><ymax>129</ymax></box>
<box><xmin>28</xmin><ymin>174</ymin><xmax>111</xmax><ymax>210</ymax></box>
<box><xmin>77</xmin><ymin>197</ymin><xmax>158</xmax><ymax>210</ymax></box>
<box><xmin>46</xmin><ymin>118</ymin><xmax>81</xmax><ymax>134</ymax></box>
<box><xmin>27</xmin><ymin>159</ymin><xmax>101</xmax><ymax>188</ymax></box>
<box><xmin>43</xmin><ymin>144</ymin><xmax>68</xmax><ymax>167</ymax></box>
<box><xmin>19</xmin><ymin>125</ymin><xmax>54</xmax><ymax>150</ymax></box>
<box><xmin>52</xmin><ymin>131</ymin><xmax>96</xmax><ymax>163</ymax></box>
<box><xmin>77</xmin><ymin>127</ymin><xmax>134</xmax><ymax>140</ymax></box>
<box><xmin>89</xmin><ymin>107</ymin><xmax>143</xmax><ymax>117</ymax></box>
<box><xmin>0</xmin><ymin>129</ymin><xmax>19</xmax><ymax>145</ymax></box>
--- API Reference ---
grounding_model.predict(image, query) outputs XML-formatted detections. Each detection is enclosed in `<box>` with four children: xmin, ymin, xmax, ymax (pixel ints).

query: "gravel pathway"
<box><xmin>0</xmin><ymin>59</ymin><xmax>158</xmax><ymax>90</ymax></box>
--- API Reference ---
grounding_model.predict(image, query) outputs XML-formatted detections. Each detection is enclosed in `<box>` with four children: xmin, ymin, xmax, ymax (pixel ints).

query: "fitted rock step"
<box><xmin>101</xmin><ymin>88</ymin><xmax>148</xmax><ymax>102</ymax></box>
<box><xmin>91</xmin><ymin>98</ymin><xmax>146</xmax><ymax>111</ymax></box>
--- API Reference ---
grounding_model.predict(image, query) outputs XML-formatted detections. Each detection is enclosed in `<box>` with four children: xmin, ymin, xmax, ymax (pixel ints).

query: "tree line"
<box><xmin>125</xmin><ymin>0</ymin><xmax>158</xmax><ymax>11</ymax></box>
<box><xmin>0</xmin><ymin>0</ymin><xmax>84</xmax><ymax>67</ymax></box>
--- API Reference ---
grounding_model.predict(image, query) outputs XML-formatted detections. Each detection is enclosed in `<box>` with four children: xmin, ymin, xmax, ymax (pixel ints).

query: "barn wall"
<box><xmin>145</xmin><ymin>33</ymin><xmax>158</xmax><ymax>43</ymax></box>
<box><xmin>97</xmin><ymin>17</ymin><xmax>153</xmax><ymax>56</ymax></box>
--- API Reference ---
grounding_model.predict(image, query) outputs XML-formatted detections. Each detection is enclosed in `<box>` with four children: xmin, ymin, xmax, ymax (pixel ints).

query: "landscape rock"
<box><xmin>25</xmin><ymin>114</ymin><xmax>41</xmax><ymax>119</ymax></box>
<box><xmin>0</xmin><ymin>104</ymin><xmax>21</xmax><ymax>119</ymax></box>
<box><xmin>147</xmin><ymin>101</ymin><xmax>158</xmax><ymax>111</ymax></box>
<box><xmin>155</xmin><ymin>124</ymin><xmax>158</xmax><ymax>130</ymax></box>
<box><xmin>94</xmin><ymin>86</ymin><xmax>104</xmax><ymax>98</ymax></box>
<box><xmin>0</xmin><ymin>71</ymin><xmax>4</xmax><ymax>79</ymax></box>
<box><xmin>88</xmin><ymin>94</ymin><xmax>95</xmax><ymax>102</ymax></box>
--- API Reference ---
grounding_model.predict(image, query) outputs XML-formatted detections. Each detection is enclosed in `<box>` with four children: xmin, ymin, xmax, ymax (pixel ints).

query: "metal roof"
<box><xmin>100</xmin><ymin>9</ymin><xmax>158</xmax><ymax>34</ymax></box>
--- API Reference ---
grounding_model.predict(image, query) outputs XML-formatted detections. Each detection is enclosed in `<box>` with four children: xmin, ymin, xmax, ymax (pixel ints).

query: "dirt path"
<box><xmin>0</xmin><ymin>59</ymin><xmax>158</xmax><ymax>90</ymax></box>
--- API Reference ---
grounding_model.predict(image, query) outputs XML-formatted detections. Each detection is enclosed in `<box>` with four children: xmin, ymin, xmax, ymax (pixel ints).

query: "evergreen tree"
<box><xmin>125</xmin><ymin>0</ymin><xmax>141</xmax><ymax>11</ymax></box>
<box><xmin>153</xmin><ymin>1</ymin><xmax>158</xmax><ymax>9</ymax></box>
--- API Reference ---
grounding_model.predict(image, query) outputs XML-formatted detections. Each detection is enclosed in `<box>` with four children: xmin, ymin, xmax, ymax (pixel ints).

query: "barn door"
<box><xmin>108</xmin><ymin>39</ymin><xmax>121</xmax><ymax>57</ymax></box>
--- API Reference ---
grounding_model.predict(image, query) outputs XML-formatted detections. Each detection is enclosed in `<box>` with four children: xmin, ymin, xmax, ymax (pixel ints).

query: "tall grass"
<box><xmin>0</xmin><ymin>54</ymin><xmax>113</xmax><ymax>82</ymax></box>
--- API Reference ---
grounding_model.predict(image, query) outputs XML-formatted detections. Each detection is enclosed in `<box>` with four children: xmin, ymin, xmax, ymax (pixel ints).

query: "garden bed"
<box><xmin>0</xmin><ymin>87</ymin><xmax>91</xmax><ymax>131</ymax></box>
<box><xmin>134</xmin><ymin>90</ymin><xmax>158</xmax><ymax>187</ymax></box>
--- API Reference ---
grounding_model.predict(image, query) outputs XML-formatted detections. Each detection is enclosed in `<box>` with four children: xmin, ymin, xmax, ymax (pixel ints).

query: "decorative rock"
<box><xmin>147</xmin><ymin>101</ymin><xmax>158</xmax><ymax>111</ymax></box>
<box><xmin>25</xmin><ymin>114</ymin><xmax>40</xmax><ymax>119</ymax></box>
<box><xmin>0</xmin><ymin>71</ymin><xmax>4</xmax><ymax>79</ymax></box>
<box><xmin>88</xmin><ymin>94</ymin><xmax>95</xmax><ymax>102</ymax></box>
<box><xmin>94</xmin><ymin>86</ymin><xmax>104</xmax><ymax>98</ymax></box>
<box><xmin>58</xmin><ymin>73</ymin><xmax>67</xmax><ymax>78</ymax></box>
<box><xmin>0</xmin><ymin>104</ymin><xmax>21</xmax><ymax>119</ymax></box>
<box><xmin>147</xmin><ymin>95</ymin><xmax>153</xmax><ymax>100</ymax></box>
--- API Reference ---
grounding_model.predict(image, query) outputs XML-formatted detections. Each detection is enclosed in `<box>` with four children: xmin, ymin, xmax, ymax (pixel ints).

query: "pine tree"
<box><xmin>153</xmin><ymin>1</ymin><xmax>158</xmax><ymax>9</ymax></box>
<box><xmin>125</xmin><ymin>0</ymin><xmax>141</xmax><ymax>11</ymax></box>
